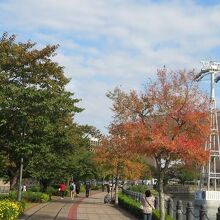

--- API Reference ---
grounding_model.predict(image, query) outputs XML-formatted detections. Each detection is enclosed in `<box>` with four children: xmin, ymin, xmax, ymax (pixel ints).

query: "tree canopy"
<box><xmin>107</xmin><ymin>68</ymin><xmax>210</xmax><ymax>219</ymax></box>
<box><xmin>0</xmin><ymin>33</ymin><xmax>97</xmax><ymax>189</ymax></box>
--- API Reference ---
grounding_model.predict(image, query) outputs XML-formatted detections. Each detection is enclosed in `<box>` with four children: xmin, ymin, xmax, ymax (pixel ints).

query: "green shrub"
<box><xmin>80</xmin><ymin>185</ymin><xmax>85</xmax><ymax>193</ymax></box>
<box><xmin>91</xmin><ymin>185</ymin><xmax>101</xmax><ymax>190</ymax></box>
<box><xmin>118</xmin><ymin>192</ymin><xmax>173</xmax><ymax>220</ymax></box>
<box><xmin>0</xmin><ymin>194</ymin><xmax>10</xmax><ymax>200</ymax></box>
<box><xmin>8</xmin><ymin>191</ymin><xmax>17</xmax><ymax>200</ymax></box>
<box><xmin>0</xmin><ymin>199</ymin><xmax>24</xmax><ymax>220</ymax></box>
<box><xmin>1</xmin><ymin>190</ymin><xmax>49</xmax><ymax>203</ymax></box>
<box><xmin>127</xmin><ymin>185</ymin><xmax>158</xmax><ymax>196</ymax></box>
<box><xmin>28</xmin><ymin>185</ymin><xmax>41</xmax><ymax>192</ymax></box>
<box><xmin>46</xmin><ymin>186</ymin><xmax>56</xmax><ymax>198</ymax></box>
<box><xmin>46</xmin><ymin>186</ymin><xmax>60</xmax><ymax>196</ymax></box>
<box><xmin>22</xmin><ymin>192</ymin><xmax>49</xmax><ymax>203</ymax></box>
<box><xmin>152</xmin><ymin>209</ymin><xmax>173</xmax><ymax>220</ymax></box>
<box><xmin>118</xmin><ymin>192</ymin><xmax>142</xmax><ymax>219</ymax></box>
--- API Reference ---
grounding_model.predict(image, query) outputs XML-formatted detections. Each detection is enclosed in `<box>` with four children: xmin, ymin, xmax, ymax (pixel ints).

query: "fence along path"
<box><xmin>122</xmin><ymin>188</ymin><xmax>220</xmax><ymax>220</ymax></box>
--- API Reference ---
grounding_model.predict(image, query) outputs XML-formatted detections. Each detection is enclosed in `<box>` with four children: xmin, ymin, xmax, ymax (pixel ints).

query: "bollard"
<box><xmin>186</xmin><ymin>202</ymin><xmax>193</xmax><ymax>220</ymax></box>
<box><xmin>216</xmin><ymin>207</ymin><xmax>220</xmax><ymax>220</ymax></box>
<box><xmin>167</xmin><ymin>198</ymin><xmax>174</xmax><ymax>218</ymax></box>
<box><xmin>155</xmin><ymin>197</ymin><xmax>159</xmax><ymax>209</ymax></box>
<box><xmin>176</xmin><ymin>200</ymin><xmax>183</xmax><ymax>220</ymax></box>
<box><xmin>199</xmin><ymin>204</ymin><xmax>207</xmax><ymax>220</ymax></box>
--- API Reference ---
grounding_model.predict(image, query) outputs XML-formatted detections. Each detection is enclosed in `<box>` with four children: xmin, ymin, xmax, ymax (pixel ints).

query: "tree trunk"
<box><xmin>102</xmin><ymin>177</ymin><xmax>105</xmax><ymax>192</ymax></box>
<box><xmin>159</xmin><ymin>172</ymin><xmax>165</xmax><ymax>220</ymax></box>
<box><xmin>110</xmin><ymin>177</ymin><xmax>113</xmax><ymax>201</ymax></box>
<box><xmin>10</xmin><ymin>170</ymin><xmax>19</xmax><ymax>190</ymax></box>
<box><xmin>40</xmin><ymin>179</ymin><xmax>49</xmax><ymax>192</ymax></box>
<box><xmin>114</xmin><ymin>167</ymin><xmax>119</xmax><ymax>204</ymax></box>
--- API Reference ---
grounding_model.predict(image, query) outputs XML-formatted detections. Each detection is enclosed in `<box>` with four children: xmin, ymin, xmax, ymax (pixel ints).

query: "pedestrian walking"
<box><xmin>141</xmin><ymin>190</ymin><xmax>155</xmax><ymax>220</ymax></box>
<box><xmin>22</xmin><ymin>184</ymin><xmax>27</xmax><ymax>192</ymax></box>
<box><xmin>75</xmin><ymin>181</ymin><xmax>80</xmax><ymax>196</ymax></box>
<box><xmin>69</xmin><ymin>181</ymin><xmax>76</xmax><ymax>200</ymax></box>
<box><xmin>85</xmin><ymin>182</ymin><xmax>91</xmax><ymax>198</ymax></box>
<box><xmin>107</xmin><ymin>183</ymin><xmax>110</xmax><ymax>194</ymax></box>
<box><xmin>59</xmin><ymin>182</ymin><xmax>66</xmax><ymax>199</ymax></box>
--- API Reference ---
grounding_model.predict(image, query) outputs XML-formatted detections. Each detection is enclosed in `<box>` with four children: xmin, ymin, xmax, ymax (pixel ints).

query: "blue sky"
<box><xmin>0</xmin><ymin>0</ymin><xmax>220</xmax><ymax>133</ymax></box>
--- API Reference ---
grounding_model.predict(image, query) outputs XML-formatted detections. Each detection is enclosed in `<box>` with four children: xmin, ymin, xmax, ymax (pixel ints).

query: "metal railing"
<box><xmin>122</xmin><ymin>188</ymin><xmax>220</xmax><ymax>220</ymax></box>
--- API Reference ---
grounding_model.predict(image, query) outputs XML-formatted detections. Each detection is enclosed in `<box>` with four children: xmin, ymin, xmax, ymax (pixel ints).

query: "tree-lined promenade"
<box><xmin>0</xmin><ymin>33</ymin><xmax>211</xmax><ymax>220</ymax></box>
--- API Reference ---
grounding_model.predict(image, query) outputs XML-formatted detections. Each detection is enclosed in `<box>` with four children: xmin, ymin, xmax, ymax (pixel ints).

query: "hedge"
<box><xmin>118</xmin><ymin>192</ymin><xmax>173</xmax><ymax>220</ymax></box>
<box><xmin>118</xmin><ymin>192</ymin><xmax>142</xmax><ymax>219</ymax></box>
<box><xmin>0</xmin><ymin>191</ymin><xmax>49</xmax><ymax>203</ymax></box>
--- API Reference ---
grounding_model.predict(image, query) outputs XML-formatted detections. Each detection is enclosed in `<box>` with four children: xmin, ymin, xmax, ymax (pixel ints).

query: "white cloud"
<box><xmin>1</xmin><ymin>0</ymin><xmax>220</xmax><ymax>132</ymax></box>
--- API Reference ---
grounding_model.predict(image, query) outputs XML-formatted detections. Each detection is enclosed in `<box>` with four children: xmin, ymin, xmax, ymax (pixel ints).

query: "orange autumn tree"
<box><xmin>94</xmin><ymin>124</ymin><xmax>150</xmax><ymax>203</ymax></box>
<box><xmin>107</xmin><ymin>68</ymin><xmax>210</xmax><ymax>220</ymax></box>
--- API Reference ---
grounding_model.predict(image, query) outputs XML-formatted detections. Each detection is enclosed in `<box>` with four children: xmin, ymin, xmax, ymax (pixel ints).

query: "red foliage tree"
<box><xmin>107</xmin><ymin>68</ymin><xmax>210</xmax><ymax>219</ymax></box>
<box><xmin>94</xmin><ymin>124</ymin><xmax>150</xmax><ymax>203</ymax></box>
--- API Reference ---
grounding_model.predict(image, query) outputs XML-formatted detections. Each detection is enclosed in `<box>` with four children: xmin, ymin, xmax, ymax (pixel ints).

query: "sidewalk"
<box><xmin>19</xmin><ymin>191</ymin><xmax>139</xmax><ymax>220</ymax></box>
<box><xmin>72</xmin><ymin>191</ymin><xmax>139</xmax><ymax>220</ymax></box>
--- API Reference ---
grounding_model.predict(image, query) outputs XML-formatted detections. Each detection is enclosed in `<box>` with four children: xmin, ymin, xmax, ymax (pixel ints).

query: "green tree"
<box><xmin>169</xmin><ymin>164</ymin><xmax>199</xmax><ymax>185</ymax></box>
<box><xmin>0</xmin><ymin>33</ymin><xmax>83</xmax><ymax>189</ymax></box>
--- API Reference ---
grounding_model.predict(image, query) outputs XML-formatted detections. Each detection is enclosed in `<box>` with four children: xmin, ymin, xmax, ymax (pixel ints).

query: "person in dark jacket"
<box><xmin>75</xmin><ymin>182</ymin><xmax>80</xmax><ymax>196</ymax></box>
<box><xmin>85</xmin><ymin>182</ymin><xmax>91</xmax><ymax>197</ymax></box>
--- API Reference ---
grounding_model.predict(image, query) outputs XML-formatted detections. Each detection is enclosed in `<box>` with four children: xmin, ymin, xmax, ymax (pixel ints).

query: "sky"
<box><xmin>1</xmin><ymin>0</ymin><xmax>220</xmax><ymax>134</ymax></box>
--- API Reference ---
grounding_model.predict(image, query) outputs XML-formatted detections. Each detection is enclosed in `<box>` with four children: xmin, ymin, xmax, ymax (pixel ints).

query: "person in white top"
<box><xmin>22</xmin><ymin>185</ymin><xmax>27</xmax><ymax>192</ymax></box>
<box><xmin>141</xmin><ymin>190</ymin><xmax>155</xmax><ymax>220</ymax></box>
<box><xmin>69</xmin><ymin>181</ymin><xmax>76</xmax><ymax>200</ymax></box>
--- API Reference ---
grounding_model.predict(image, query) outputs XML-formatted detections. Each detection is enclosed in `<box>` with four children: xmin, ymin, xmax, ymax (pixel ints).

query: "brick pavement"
<box><xmin>19</xmin><ymin>191</ymin><xmax>139</xmax><ymax>220</ymax></box>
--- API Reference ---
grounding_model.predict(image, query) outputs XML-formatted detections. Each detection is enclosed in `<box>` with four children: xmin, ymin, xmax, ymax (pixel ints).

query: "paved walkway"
<box><xmin>19</xmin><ymin>191</ymin><xmax>139</xmax><ymax>220</ymax></box>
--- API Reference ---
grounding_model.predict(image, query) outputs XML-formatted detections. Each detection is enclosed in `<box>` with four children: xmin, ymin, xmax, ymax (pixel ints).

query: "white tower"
<box><xmin>195</xmin><ymin>61</ymin><xmax>220</xmax><ymax>190</ymax></box>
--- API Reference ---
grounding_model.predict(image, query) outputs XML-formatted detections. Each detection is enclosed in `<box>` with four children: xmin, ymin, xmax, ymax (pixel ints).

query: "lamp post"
<box><xmin>17</xmin><ymin>157</ymin><xmax>23</xmax><ymax>201</ymax></box>
<box><xmin>17</xmin><ymin>117</ymin><xmax>25</xmax><ymax>201</ymax></box>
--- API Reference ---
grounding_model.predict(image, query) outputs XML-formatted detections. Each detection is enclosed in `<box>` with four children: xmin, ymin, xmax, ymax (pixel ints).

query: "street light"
<box><xmin>17</xmin><ymin>157</ymin><xmax>23</xmax><ymax>201</ymax></box>
<box><xmin>17</xmin><ymin>117</ymin><xmax>25</xmax><ymax>201</ymax></box>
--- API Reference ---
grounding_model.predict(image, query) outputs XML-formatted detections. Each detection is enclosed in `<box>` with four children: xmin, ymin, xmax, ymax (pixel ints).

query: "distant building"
<box><xmin>0</xmin><ymin>179</ymin><xmax>10</xmax><ymax>194</ymax></box>
<box><xmin>89</xmin><ymin>137</ymin><xmax>100</xmax><ymax>152</ymax></box>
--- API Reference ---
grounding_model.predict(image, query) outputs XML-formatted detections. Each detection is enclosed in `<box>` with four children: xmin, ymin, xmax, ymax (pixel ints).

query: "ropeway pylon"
<box><xmin>195</xmin><ymin>61</ymin><xmax>220</xmax><ymax>191</ymax></box>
